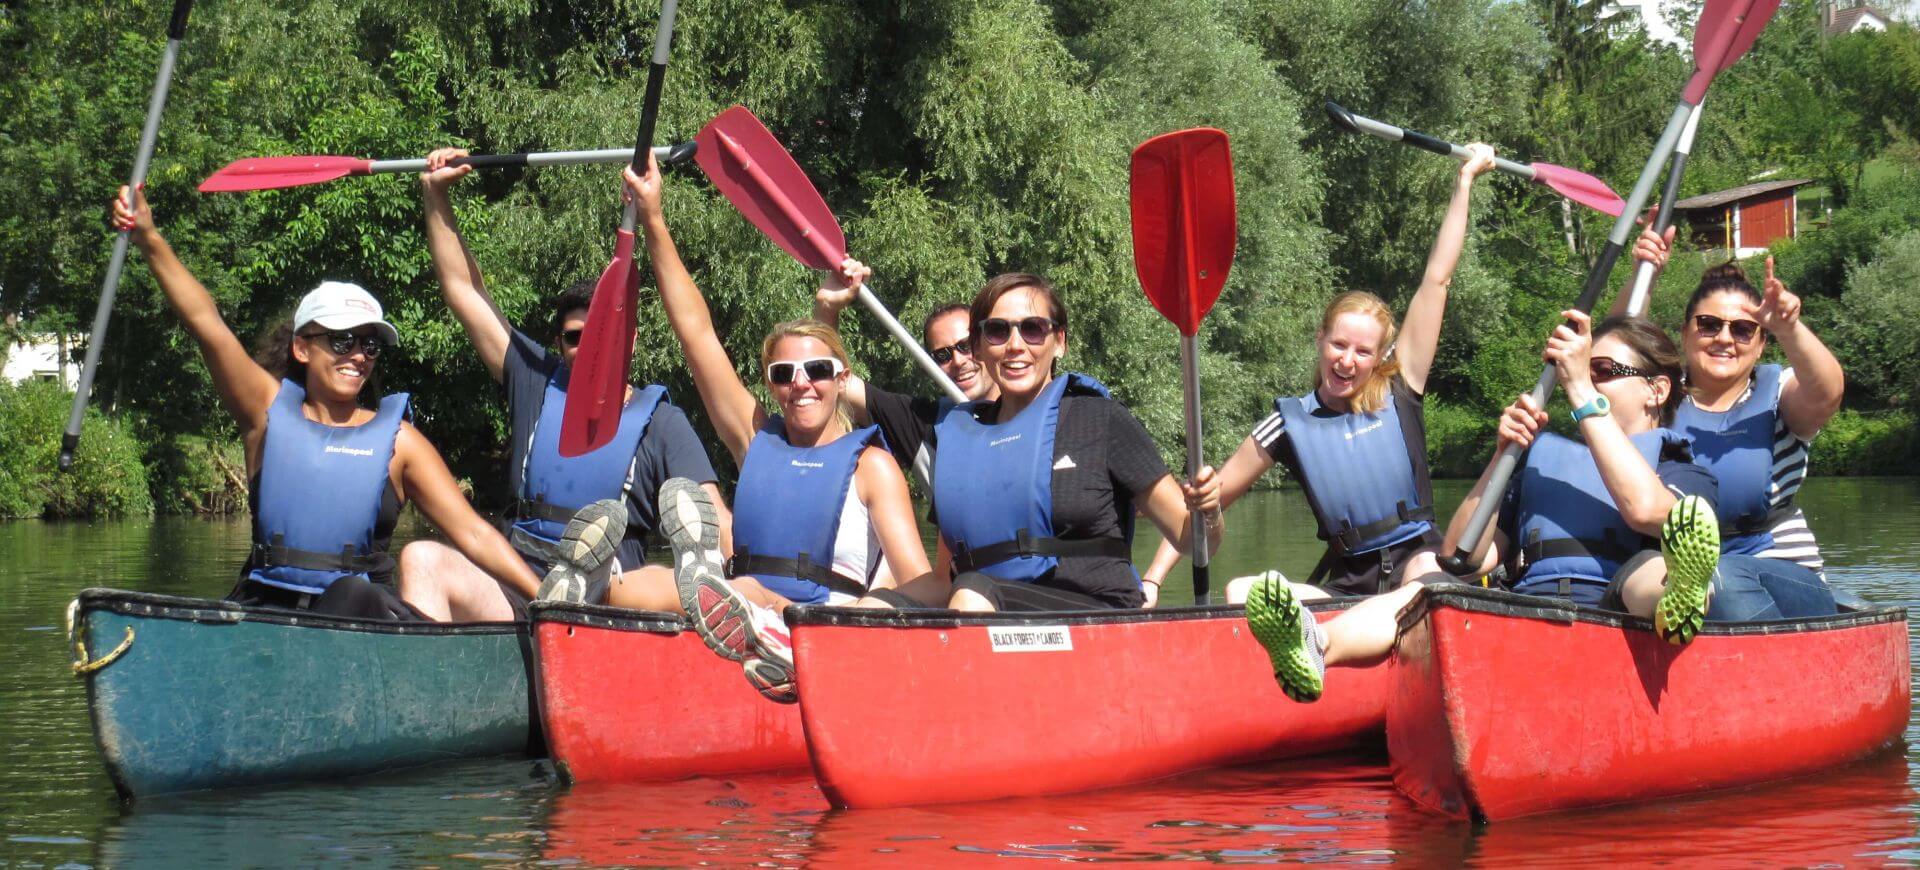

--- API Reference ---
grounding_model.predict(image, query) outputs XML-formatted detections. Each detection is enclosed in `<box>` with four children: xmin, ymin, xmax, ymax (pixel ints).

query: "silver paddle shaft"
<box><xmin>366</xmin><ymin>145</ymin><xmax>687</xmax><ymax>175</ymax></box>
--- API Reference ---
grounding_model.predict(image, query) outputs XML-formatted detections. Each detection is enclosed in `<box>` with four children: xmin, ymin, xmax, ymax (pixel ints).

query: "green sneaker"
<box><xmin>1245</xmin><ymin>573</ymin><xmax>1326</xmax><ymax>703</ymax></box>
<box><xmin>1656</xmin><ymin>494</ymin><xmax>1721</xmax><ymax>645</ymax></box>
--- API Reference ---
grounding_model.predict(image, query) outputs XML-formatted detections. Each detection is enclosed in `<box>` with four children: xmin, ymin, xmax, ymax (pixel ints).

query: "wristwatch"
<box><xmin>1571</xmin><ymin>394</ymin><xmax>1611</xmax><ymax>423</ymax></box>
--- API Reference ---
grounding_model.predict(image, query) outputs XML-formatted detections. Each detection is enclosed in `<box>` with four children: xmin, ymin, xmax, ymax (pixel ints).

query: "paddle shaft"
<box><xmin>1179</xmin><ymin>334</ymin><xmax>1210</xmax><ymax>601</ymax></box>
<box><xmin>617</xmin><ymin>0</ymin><xmax>680</xmax><ymax>237</ymax></box>
<box><xmin>1440</xmin><ymin>100</ymin><xmax>1694</xmax><ymax>575</ymax></box>
<box><xmin>363</xmin><ymin>143</ymin><xmax>695</xmax><ymax>175</ymax></box>
<box><xmin>1329</xmin><ymin>105</ymin><xmax>1539</xmax><ymax>182</ymax></box>
<box><xmin>707</xmin><ymin>129</ymin><xmax>965</xmax><ymax>402</ymax></box>
<box><xmin>61</xmin><ymin>0</ymin><xmax>193</xmax><ymax>471</ymax></box>
<box><xmin>1626</xmin><ymin>101</ymin><xmax>1705</xmax><ymax>313</ymax></box>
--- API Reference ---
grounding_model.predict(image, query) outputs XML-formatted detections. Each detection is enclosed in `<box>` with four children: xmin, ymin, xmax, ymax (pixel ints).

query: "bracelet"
<box><xmin>1142</xmin><ymin>577</ymin><xmax>1163</xmax><ymax>588</ymax></box>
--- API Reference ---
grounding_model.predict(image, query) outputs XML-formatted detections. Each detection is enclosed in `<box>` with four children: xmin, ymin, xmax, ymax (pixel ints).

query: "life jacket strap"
<box><xmin>1726</xmin><ymin>504</ymin><xmax>1795</xmax><ymax>536</ymax></box>
<box><xmin>727</xmin><ymin>548</ymin><xmax>868</xmax><ymax>600</ymax></box>
<box><xmin>1518</xmin><ymin>529</ymin><xmax>1639</xmax><ymax>573</ymax></box>
<box><xmin>515</xmin><ymin>497</ymin><xmax>589</xmax><ymax>526</ymax></box>
<box><xmin>949</xmin><ymin>529</ymin><xmax>1133</xmax><ymax>575</ymax></box>
<box><xmin>1332</xmin><ymin>502</ymin><xmax>1436</xmax><ymax>553</ymax></box>
<box><xmin>253</xmin><ymin>534</ymin><xmax>382</xmax><ymax>574</ymax></box>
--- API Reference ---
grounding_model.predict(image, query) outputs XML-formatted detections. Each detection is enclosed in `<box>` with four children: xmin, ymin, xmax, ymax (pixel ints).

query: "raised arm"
<box><xmin>114</xmin><ymin>186</ymin><xmax>278</xmax><ymax>434</ymax></box>
<box><xmin>625</xmin><ymin>158</ymin><xmax>763</xmax><ymax>464</ymax></box>
<box><xmin>393</xmin><ymin>423</ymin><xmax>542</xmax><ymax>598</ymax></box>
<box><xmin>420</xmin><ymin>148</ymin><xmax>512</xmax><ymax>382</ymax></box>
<box><xmin>1550</xmin><ymin>310</ymin><xmax>1673</xmax><ymax>533</ymax></box>
<box><xmin>811</xmin><ymin>259</ymin><xmax>875</xmax><ymax>425</ymax></box>
<box><xmin>1396</xmin><ymin>144</ymin><xmax>1495</xmax><ymax>393</ymax></box>
<box><xmin>1753</xmin><ymin>257</ymin><xmax>1844</xmax><ymax>440</ymax></box>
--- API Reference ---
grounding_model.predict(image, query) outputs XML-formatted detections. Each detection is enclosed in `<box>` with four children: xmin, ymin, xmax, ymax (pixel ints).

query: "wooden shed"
<box><xmin>1674</xmin><ymin>179</ymin><xmax>1813</xmax><ymax>257</ymax></box>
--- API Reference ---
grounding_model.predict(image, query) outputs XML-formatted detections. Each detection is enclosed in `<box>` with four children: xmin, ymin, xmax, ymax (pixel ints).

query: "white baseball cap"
<box><xmin>292</xmin><ymin>281</ymin><xmax>400</xmax><ymax>347</ymax></box>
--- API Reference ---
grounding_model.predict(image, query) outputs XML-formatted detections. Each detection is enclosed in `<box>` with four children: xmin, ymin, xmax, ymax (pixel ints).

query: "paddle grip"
<box><xmin>1441</xmin><ymin>101</ymin><xmax>1691</xmax><ymax>573</ymax></box>
<box><xmin>63</xmin><ymin>31</ymin><xmax>186</xmax><ymax>471</ymax></box>
<box><xmin>168</xmin><ymin>0</ymin><xmax>194</xmax><ymax>39</ymax></box>
<box><xmin>1326</xmin><ymin>102</ymin><xmax>1537</xmax><ymax>183</ymax></box>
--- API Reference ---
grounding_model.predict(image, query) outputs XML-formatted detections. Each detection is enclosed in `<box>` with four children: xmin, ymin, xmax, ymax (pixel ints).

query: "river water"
<box><xmin>2</xmin><ymin>479</ymin><xmax>1916</xmax><ymax>866</ymax></box>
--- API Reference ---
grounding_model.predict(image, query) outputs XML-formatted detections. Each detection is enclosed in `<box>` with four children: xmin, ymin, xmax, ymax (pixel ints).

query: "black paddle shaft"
<box><xmin>60</xmin><ymin>0</ymin><xmax>194</xmax><ymax>471</ymax></box>
<box><xmin>630</xmin><ymin>0</ymin><xmax>681</xmax><ymax>169</ymax></box>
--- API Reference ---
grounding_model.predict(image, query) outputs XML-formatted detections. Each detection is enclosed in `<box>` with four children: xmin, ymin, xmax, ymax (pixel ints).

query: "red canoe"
<box><xmin>530</xmin><ymin>601</ymin><xmax>808</xmax><ymax>782</ymax></box>
<box><xmin>1387</xmin><ymin>584</ymin><xmax>1911</xmax><ymax>821</ymax></box>
<box><xmin>789</xmin><ymin>601</ymin><xmax>1394</xmax><ymax>808</ymax></box>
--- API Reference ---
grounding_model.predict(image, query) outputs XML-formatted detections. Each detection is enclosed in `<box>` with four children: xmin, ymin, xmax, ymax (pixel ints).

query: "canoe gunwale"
<box><xmin>526</xmin><ymin>600</ymin><xmax>689</xmax><ymax>634</ymax></box>
<box><xmin>75</xmin><ymin>587</ymin><xmax>526</xmax><ymax>638</ymax></box>
<box><xmin>1395</xmin><ymin>582</ymin><xmax>1906</xmax><ymax>637</ymax></box>
<box><xmin>787</xmin><ymin>598</ymin><xmax>1361</xmax><ymax>630</ymax></box>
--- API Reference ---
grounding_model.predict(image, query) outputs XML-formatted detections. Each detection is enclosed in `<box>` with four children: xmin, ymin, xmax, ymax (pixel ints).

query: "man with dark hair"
<box><xmin>410</xmin><ymin>148</ymin><xmax>731</xmax><ymax>614</ymax></box>
<box><xmin>812</xmin><ymin>259</ymin><xmax>997</xmax><ymax>484</ymax></box>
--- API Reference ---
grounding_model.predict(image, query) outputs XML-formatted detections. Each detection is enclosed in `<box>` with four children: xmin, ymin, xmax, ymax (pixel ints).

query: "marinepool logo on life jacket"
<box><xmin>990</xmin><ymin>434</ymin><xmax>1023</xmax><ymax>448</ymax></box>
<box><xmin>324</xmin><ymin>444</ymin><xmax>376</xmax><ymax>457</ymax></box>
<box><xmin>789</xmin><ymin>459</ymin><xmax>825</xmax><ymax>469</ymax></box>
<box><xmin>1345</xmin><ymin>419</ymin><xmax>1384</xmax><ymax>441</ymax></box>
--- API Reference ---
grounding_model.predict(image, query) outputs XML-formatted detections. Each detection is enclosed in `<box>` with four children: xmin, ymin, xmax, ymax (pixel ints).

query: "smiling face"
<box><xmin>925</xmin><ymin>308</ymin><xmax>992</xmax><ymax>400</ymax></box>
<box><xmin>976</xmin><ymin>286</ymin><xmax>1066</xmax><ymax>405</ymax></box>
<box><xmin>291</xmin><ymin>326</ymin><xmax>382</xmax><ymax>403</ymax></box>
<box><xmin>1314</xmin><ymin>311</ymin><xmax>1386</xmax><ymax>412</ymax></box>
<box><xmin>764</xmin><ymin>334</ymin><xmax>847</xmax><ymax>436</ymax></box>
<box><xmin>1684</xmin><ymin>290</ymin><xmax>1765</xmax><ymax>388</ymax></box>
<box><xmin>555</xmin><ymin>307</ymin><xmax>589</xmax><ymax>365</ymax></box>
<box><xmin>1591</xmin><ymin>333</ymin><xmax>1671</xmax><ymax>436</ymax></box>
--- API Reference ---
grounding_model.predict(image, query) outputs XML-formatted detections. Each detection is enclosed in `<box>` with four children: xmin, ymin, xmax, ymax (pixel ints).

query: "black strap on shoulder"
<box><xmin>727</xmin><ymin>548</ymin><xmax>868</xmax><ymax>599</ymax></box>
<box><xmin>949</xmin><ymin>529</ymin><xmax>1132</xmax><ymax>574</ymax></box>
<box><xmin>253</xmin><ymin>534</ymin><xmax>383</xmax><ymax>574</ymax></box>
<box><xmin>1332</xmin><ymin>501</ymin><xmax>1436</xmax><ymax>553</ymax></box>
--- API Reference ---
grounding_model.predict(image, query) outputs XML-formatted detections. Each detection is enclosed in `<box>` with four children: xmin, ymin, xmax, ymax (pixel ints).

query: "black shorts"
<box><xmin>1312</xmin><ymin>528</ymin><xmax>1442</xmax><ymax>598</ymax></box>
<box><xmin>227</xmin><ymin>574</ymin><xmax>429</xmax><ymax>622</ymax></box>
<box><xmin>950</xmin><ymin>572</ymin><xmax>1129</xmax><ymax>612</ymax></box>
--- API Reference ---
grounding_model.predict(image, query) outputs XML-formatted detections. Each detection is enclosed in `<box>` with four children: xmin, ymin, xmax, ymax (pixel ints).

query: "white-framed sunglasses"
<box><xmin>766</xmin><ymin>356</ymin><xmax>845</xmax><ymax>386</ymax></box>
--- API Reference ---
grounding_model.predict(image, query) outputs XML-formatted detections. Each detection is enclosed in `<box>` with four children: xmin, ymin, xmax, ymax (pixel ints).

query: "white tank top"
<box><xmin>830</xmin><ymin>476</ymin><xmax>878</xmax><ymax>592</ymax></box>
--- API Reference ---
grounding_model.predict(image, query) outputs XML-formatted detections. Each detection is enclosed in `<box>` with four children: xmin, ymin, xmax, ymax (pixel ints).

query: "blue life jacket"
<box><xmin>931</xmin><ymin>373</ymin><xmax>1134</xmax><ymax>582</ymax></box>
<box><xmin>1275</xmin><ymin>391</ymin><xmax>1435</xmax><ymax>557</ymax></box>
<box><xmin>509</xmin><ymin>372</ymin><xmax>665</xmax><ymax>550</ymax></box>
<box><xmin>729</xmin><ymin>417</ymin><xmax>883</xmax><ymax>604</ymax></box>
<box><xmin>247</xmin><ymin>380</ymin><xmax>409</xmax><ymax>595</ymax></box>
<box><xmin>1672</xmin><ymin>364</ymin><xmax>1788</xmax><ymax>555</ymax></box>
<box><xmin>1511</xmin><ymin>429</ymin><xmax>1683</xmax><ymax>600</ymax></box>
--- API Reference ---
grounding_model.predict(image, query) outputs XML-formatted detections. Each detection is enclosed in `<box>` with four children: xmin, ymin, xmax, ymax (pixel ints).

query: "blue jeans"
<box><xmin>1705</xmin><ymin>555</ymin><xmax>1837</xmax><ymax>621</ymax></box>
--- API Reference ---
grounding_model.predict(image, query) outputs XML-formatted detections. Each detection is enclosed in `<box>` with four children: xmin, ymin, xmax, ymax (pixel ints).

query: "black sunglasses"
<box><xmin>300</xmin><ymin>330</ymin><xmax>385</xmax><ymax>359</ymax></box>
<box><xmin>561</xmin><ymin>328</ymin><xmax>585</xmax><ymax>347</ymax></box>
<box><xmin>977</xmin><ymin>317</ymin><xmax>1059</xmax><ymax>347</ymax></box>
<box><xmin>1590</xmin><ymin>356</ymin><xmax>1658</xmax><ymax>384</ymax></box>
<box><xmin>766</xmin><ymin>357</ymin><xmax>844</xmax><ymax>386</ymax></box>
<box><xmin>930</xmin><ymin>338</ymin><xmax>973</xmax><ymax>365</ymax></box>
<box><xmin>1691</xmin><ymin>314</ymin><xmax>1761</xmax><ymax>344</ymax></box>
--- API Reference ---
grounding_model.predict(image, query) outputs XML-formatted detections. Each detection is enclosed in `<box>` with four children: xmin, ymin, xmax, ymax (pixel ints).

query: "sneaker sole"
<box><xmin>690</xmin><ymin>575</ymin><xmax>754</xmax><ymax>662</ymax></box>
<box><xmin>1245</xmin><ymin>576</ymin><xmax>1325</xmax><ymax>703</ymax></box>
<box><xmin>558</xmin><ymin>499</ymin><xmax>625</xmax><ymax>577</ymax></box>
<box><xmin>536</xmin><ymin>565</ymin><xmax>588</xmax><ymax>604</ymax></box>
<box><xmin>1656</xmin><ymin>494</ymin><xmax>1721</xmax><ymax>645</ymax></box>
<box><xmin>743</xmin><ymin>657</ymin><xmax>798</xmax><ymax>705</ymax></box>
<box><xmin>659</xmin><ymin>478</ymin><xmax>724</xmax><ymax>617</ymax></box>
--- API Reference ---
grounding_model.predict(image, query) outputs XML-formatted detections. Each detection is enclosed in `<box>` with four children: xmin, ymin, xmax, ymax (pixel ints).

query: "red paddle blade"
<box><xmin>559</xmin><ymin>229</ymin><xmax>640</xmax><ymax>456</ymax></box>
<box><xmin>694</xmin><ymin>105</ymin><xmax>847</xmax><ymax>270</ymax></box>
<box><xmin>1129</xmin><ymin>128</ymin><xmax>1236</xmax><ymax>337</ymax></box>
<box><xmin>197</xmin><ymin>155</ymin><xmax>370</xmax><ymax>193</ymax></box>
<box><xmin>1684</xmin><ymin>0</ymin><xmax>1777</xmax><ymax>103</ymax></box>
<box><xmin>1531</xmin><ymin>162</ymin><xmax>1626</xmax><ymax>216</ymax></box>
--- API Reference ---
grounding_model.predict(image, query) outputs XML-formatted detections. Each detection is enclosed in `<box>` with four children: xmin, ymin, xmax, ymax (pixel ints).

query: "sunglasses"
<box><xmin>766</xmin><ymin>357</ymin><xmax>845</xmax><ymax>386</ymax></box>
<box><xmin>977</xmin><ymin>317</ymin><xmax>1059</xmax><ymax>347</ymax></box>
<box><xmin>300</xmin><ymin>330</ymin><xmax>385</xmax><ymax>359</ymax></box>
<box><xmin>930</xmin><ymin>339</ymin><xmax>973</xmax><ymax>365</ymax></box>
<box><xmin>1590</xmin><ymin>356</ymin><xmax>1658</xmax><ymax>384</ymax></box>
<box><xmin>560</xmin><ymin>328</ymin><xmax>584</xmax><ymax>347</ymax></box>
<box><xmin>1691</xmin><ymin>314</ymin><xmax>1761</xmax><ymax>344</ymax></box>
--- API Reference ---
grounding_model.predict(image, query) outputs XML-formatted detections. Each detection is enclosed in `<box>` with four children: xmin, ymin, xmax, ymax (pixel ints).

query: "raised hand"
<box><xmin>622</xmin><ymin>151</ymin><xmax>665</xmax><ymax>222</ymax></box>
<box><xmin>815</xmin><ymin>258</ymin><xmax>870</xmax><ymax>311</ymax></box>
<box><xmin>110</xmin><ymin>184</ymin><xmax>155</xmax><ymax>238</ymax></box>
<box><xmin>420</xmin><ymin>147</ymin><xmax>474</xmax><ymax>191</ymax></box>
<box><xmin>1749</xmin><ymin>256</ymin><xmax>1802</xmax><ymax>335</ymax></box>
<box><xmin>1630</xmin><ymin>213</ymin><xmax>1676</xmax><ymax>271</ymax></box>
<box><xmin>1543</xmin><ymin>308</ymin><xmax>1596</xmax><ymax>393</ymax></box>
<box><xmin>1496</xmin><ymin>393</ymin><xmax>1549</xmax><ymax>451</ymax></box>
<box><xmin>1460</xmin><ymin>143</ymin><xmax>1497</xmax><ymax>183</ymax></box>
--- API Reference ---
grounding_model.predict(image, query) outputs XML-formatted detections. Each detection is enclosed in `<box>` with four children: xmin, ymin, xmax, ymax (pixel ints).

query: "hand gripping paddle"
<box><xmin>61</xmin><ymin>0</ymin><xmax>194</xmax><ymax>471</ymax></box>
<box><xmin>197</xmin><ymin>143</ymin><xmax>699</xmax><ymax>193</ymax></box>
<box><xmin>1323</xmin><ymin>102</ymin><xmax>1626</xmax><ymax>217</ymax></box>
<box><xmin>560</xmin><ymin>0</ymin><xmax>681</xmax><ymax>456</ymax></box>
<box><xmin>1130</xmin><ymin>128</ymin><xmax>1236</xmax><ymax>604</ymax></box>
<box><xmin>695</xmin><ymin>105</ymin><xmax>965</xmax><ymax>402</ymax></box>
<box><xmin>1438</xmin><ymin>0</ymin><xmax>1780</xmax><ymax>576</ymax></box>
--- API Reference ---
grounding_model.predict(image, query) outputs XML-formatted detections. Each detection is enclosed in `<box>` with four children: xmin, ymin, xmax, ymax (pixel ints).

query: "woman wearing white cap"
<box><xmin>113</xmin><ymin>186</ymin><xmax>540</xmax><ymax>621</ymax></box>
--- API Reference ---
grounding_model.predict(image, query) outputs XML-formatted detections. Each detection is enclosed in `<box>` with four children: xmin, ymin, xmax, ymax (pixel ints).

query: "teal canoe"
<box><xmin>70</xmin><ymin>588</ymin><xmax>539</xmax><ymax>797</ymax></box>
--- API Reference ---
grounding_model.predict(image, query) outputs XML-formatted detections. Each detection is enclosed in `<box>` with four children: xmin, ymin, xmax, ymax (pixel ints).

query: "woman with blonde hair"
<box><xmin>622</xmin><ymin>156</ymin><xmax>935</xmax><ymax>702</ymax></box>
<box><xmin>1143</xmin><ymin>146</ymin><xmax>1498</xmax><ymax>604</ymax></box>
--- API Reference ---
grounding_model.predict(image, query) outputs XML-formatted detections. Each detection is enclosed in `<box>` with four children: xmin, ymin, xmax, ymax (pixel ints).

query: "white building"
<box><xmin>1604</xmin><ymin>0</ymin><xmax>1687</xmax><ymax>48</ymax></box>
<box><xmin>3</xmin><ymin>333</ymin><xmax>80</xmax><ymax>389</ymax></box>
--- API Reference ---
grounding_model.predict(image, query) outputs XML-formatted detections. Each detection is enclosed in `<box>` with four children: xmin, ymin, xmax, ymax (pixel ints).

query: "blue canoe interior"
<box><xmin>71</xmin><ymin>588</ymin><xmax>542</xmax><ymax>798</ymax></box>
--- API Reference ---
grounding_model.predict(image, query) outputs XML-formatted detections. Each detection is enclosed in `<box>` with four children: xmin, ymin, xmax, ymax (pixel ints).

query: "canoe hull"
<box><xmin>791</xmin><ymin>602</ymin><xmax>1391</xmax><ymax>809</ymax></box>
<box><xmin>530</xmin><ymin>602</ymin><xmax>808</xmax><ymax>782</ymax></box>
<box><xmin>75</xmin><ymin>588</ymin><xmax>536</xmax><ymax>797</ymax></box>
<box><xmin>1387</xmin><ymin>584</ymin><xmax>1911</xmax><ymax>821</ymax></box>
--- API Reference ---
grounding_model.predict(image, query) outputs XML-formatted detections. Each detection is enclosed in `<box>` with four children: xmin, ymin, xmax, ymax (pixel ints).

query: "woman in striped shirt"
<box><xmin>1633</xmin><ymin>234</ymin><xmax>1844</xmax><ymax>618</ymax></box>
